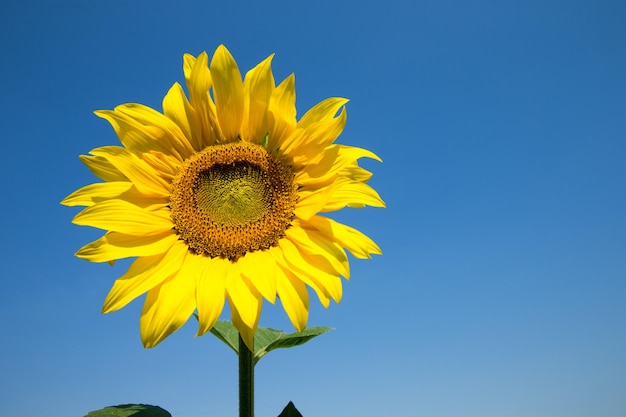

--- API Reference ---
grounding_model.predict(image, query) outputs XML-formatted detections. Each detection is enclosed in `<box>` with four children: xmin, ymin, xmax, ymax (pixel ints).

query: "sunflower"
<box><xmin>62</xmin><ymin>45</ymin><xmax>384</xmax><ymax>349</ymax></box>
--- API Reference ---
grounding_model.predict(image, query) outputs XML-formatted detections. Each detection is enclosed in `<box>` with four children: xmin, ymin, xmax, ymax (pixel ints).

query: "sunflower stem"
<box><xmin>239</xmin><ymin>333</ymin><xmax>254</xmax><ymax>417</ymax></box>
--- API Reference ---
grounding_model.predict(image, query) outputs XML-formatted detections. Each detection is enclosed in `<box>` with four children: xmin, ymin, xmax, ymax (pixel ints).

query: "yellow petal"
<box><xmin>226</xmin><ymin>263</ymin><xmax>262</xmax><ymax>330</ymax></box>
<box><xmin>295</xmin><ymin>145</ymin><xmax>381</xmax><ymax>187</ymax></box>
<box><xmin>267</xmin><ymin>74</ymin><xmax>296</xmax><ymax>150</ymax></box>
<box><xmin>282</xmin><ymin>107</ymin><xmax>346</xmax><ymax>157</ymax></box>
<box><xmin>285</xmin><ymin>225</ymin><xmax>350</xmax><ymax>278</ymax></box>
<box><xmin>293</xmin><ymin>181</ymin><xmax>335</xmax><ymax>220</ymax></box>
<box><xmin>320</xmin><ymin>179</ymin><xmax>385</xmax><ymax>212</ymax></box>
<box><xmin>75</xmin><ymin>231</ymin><xmax>178</xmax><ymax>263</ymax></box>
<box><xmin>90</xmin><ymin>147</ymin><xmax>170</xmax><ymax>197</ymax></box>
<box><xmin>210</xmin><ymin>45</ymin><xmax>244</xmax><ymax>141</ymax></box>
<box><xmin>195</xmin><ymin>256</ymin><xmax>228</xmax><ymax>336</ymax></box>
<box><xmin>95</xmin><ymin>109</ymin><xmax>157</xmax><ymax>153</ymax></box>
<box><xmin>187</xmin><ymin>52</ymin><xmax>221</xmax><ymax>147</ymax></box>
<box><xmin>295</xmin><ymin>178</ymin><xmax>385</xmax><ymax>219</ymax></box>
<box><xmin>96</xmin><ymin>107</ymin><xmax>186</xmax><ymax>158</ymax></box>
<box><xmin>279</xmin><ymin>236</ymin><xmax>342</xmax><ymax>302</ymax></box>
<box><xmin>65</xmin><ymin>181</ymin><xmax>166</xmax><ymax>210</ymax></box>
<box><xmin>274</xmin><ymin>240</ymin><xmax>335</xmax><ymax>307</ymax></box>
<box><xmin>297</xmin><ymin>97</ymin><xmax>349</xmax><ymax>129</ymax></box>
<box><xmin>113</xmin><ymin>103</ymin><xmax>194</xmax><ymax>159</ymax></box>
<box><xmin>242</xmin><ymin>53</ymin><xmax>274</xmax><ymax>142</ymax></box>
<box><xmin>238</xmin><ymin>249</ymin><xmax>277</xmax><ymax>303</ymax></box>
<box><xmin>305</xmin><ymin>216</ymin><xmax>382</xmax><ymax>259</ymax></box>
<box><xmin>72</xmin><ymin>199</ymin><xmax>173</xmax><ymax>236</ymax></box>
<box><xmin>140</xmin><ymin>268</ymin><xmax>197</xmax><ymax>348</ymax></box>
<box><xmin>163</xmin><ymin>78</ymin><xmax>214</xmax><ymax>151</ymax></box>
<box><xmin>183</xmin><ymin>53</ymin><xmax>197</xmax><ymax>84</ymax></box>
<box><xmin>141</xmin><ymin>151</ymin><xmax>179</xmax><ymax>183</ymax></box>
<box><xmin>341</xmin><ymin>165</ymin><xmax>374</xmax><ymax>182</ymax></box>
<box><xmin>163</xmin><ymin>82</ymin><xmax>194</xmax><ymax>145</ymax></box>
<box><xmin>61</xmin><ymin>182</ymin><xmax>133</xmax><ymax>207</ymax></box>
<box><xmin>275</xmin><ymin>262</ymin><xmax>309</xmax><ymax>332</ymax></box>
<box><xmin>79</xmin><ymin>154</ymin><xmax>127</xmax><ymax>182</ymax></box>
<box><xmin>102</xmin><ymin>241</ymin><xmax>188</xmax><ymax>313</ymax></box>
<box><xmin>229</xmin><ymin>297</ymin><xmax>258</xmax><ymax>352</ymax></box>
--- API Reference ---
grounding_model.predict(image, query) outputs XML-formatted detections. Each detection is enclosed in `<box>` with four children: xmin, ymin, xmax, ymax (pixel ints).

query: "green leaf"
<box><xmin>209</xmin><ymin>320</ymin><xmax>241</xmax><ymax>355</ymax></box>
<box><xmin>209</xmin><ymin>321</ymin><xmax>333</xmax><ymax>365</ymax></box>
<box><xmin>84</xmin><ymin>404</ymin><xmax>171</xmax><ymax>417</ymax></box>
<box><xmin>253</xmin><ymin>325</ymin><xmax>332</xmax><ymax>365</ymax></box>
<box><xmin>277</xmin><ymin>401</ymin><xmax>303</xmax><ymax>417</ymax></box>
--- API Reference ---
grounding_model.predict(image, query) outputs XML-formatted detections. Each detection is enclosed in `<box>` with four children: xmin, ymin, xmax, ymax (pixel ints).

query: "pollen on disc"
<box><xmin>169</xmin><ymin>141</ymin><xmax>297</xmax><ymax>260</ymax></box>
<box><xmin>194</xmin><ymin>162</ymin><xmax>272</xmax><ymax>226</ymax></box>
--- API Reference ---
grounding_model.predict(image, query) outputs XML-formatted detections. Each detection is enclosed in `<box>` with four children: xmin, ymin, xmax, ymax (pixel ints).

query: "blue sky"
<box><xmin>1</xmin><ymin>1</ymin><xmax>625</xmax><ymax>416</ymax></box>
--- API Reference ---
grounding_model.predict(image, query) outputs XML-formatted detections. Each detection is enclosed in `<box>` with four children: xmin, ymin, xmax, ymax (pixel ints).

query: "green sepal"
<box><xmin>209</xmin><ymin>321</ymin><xmax>333</xmax><ymax>365</ymax></box>
<box><xmin>277</xmin><ymin>401</ymin><xmax>303</xmax><ymax>417</ymax></box>
<box><xmin>260</xmin><ymin>132</ymin><xmax>269</xmax><ymax>148</ymax></box>
<box><xmin>83</xmin><ymin>404</ymin><xmax>171</xmax><ymax>417</ymax></box>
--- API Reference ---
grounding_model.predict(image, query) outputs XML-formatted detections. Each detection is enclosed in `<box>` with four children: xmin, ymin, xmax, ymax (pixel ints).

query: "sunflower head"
<box><xmin>62</xmin><ymin>45</ymin><xmax>385</xmax><ymax>350</ymax></box>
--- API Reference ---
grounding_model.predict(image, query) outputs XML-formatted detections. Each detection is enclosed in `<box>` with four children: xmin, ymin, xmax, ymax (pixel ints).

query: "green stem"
<box><xmin>239</xmin><ymin>333</ymin><xmax>254</xmax><ymax>417</ymax></box>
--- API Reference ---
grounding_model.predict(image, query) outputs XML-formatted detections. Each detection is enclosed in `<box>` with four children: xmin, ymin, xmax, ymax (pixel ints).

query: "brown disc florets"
<box><xmin>170</xmin><ymin>141</ymin><xmax>297</xmax><ymax>261</ymax></box>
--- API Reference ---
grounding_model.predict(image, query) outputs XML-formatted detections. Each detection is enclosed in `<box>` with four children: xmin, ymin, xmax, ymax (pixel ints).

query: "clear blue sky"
<box><xmin>1</xmin><ymin>1</ymin><xmax>625</xmax><ymax>416</ymax></box>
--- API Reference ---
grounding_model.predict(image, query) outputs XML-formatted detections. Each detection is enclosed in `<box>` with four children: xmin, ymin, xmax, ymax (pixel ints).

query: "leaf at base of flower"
<box><xmin>209</xmin><ymin>320</ymin><xmax>333</xmax><ymax>365</ymax></box>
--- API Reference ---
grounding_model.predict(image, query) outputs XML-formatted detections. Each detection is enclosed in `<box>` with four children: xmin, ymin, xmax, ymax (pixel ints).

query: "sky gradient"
<box><xmin>1</xmin><ymin>1</ymin><xmax>625</xmax><ymax>416</ymax></box>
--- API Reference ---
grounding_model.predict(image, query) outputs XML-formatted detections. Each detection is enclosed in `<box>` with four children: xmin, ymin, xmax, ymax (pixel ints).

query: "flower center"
<box><xmin>170</xmin><ymin>141</ymin><xmax>297</xmax><ymax>261</ymax></box>
<box><xmin>195</xmin><ymin>162</ymin><xmax>271</xmax><ymax>226</ymax></box>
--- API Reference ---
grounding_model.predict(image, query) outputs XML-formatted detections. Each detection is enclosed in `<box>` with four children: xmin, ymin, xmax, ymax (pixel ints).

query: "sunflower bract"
<box><xmin>62</xmin><ymin>44</ymin><xmax>385</xmax><ymax>350</ymax></box>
